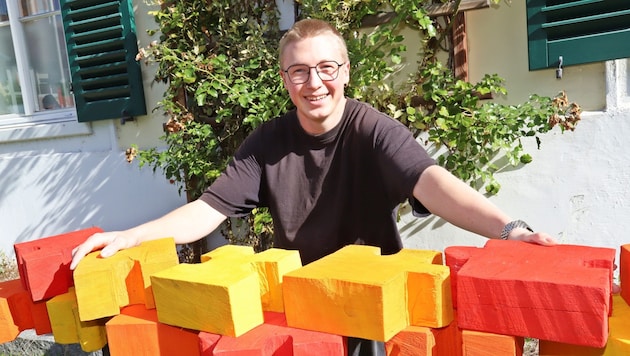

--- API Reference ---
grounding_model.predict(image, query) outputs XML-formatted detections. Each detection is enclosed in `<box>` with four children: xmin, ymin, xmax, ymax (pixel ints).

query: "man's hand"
<box><xmin>70</xmin><ymin>231</ymin><xmax>139</xmax><ymax>270</ymax></box>
<box><xmin>508</xmin><ymin>229</ymin><xmax>558</xmax><ymax>246</ymax></box>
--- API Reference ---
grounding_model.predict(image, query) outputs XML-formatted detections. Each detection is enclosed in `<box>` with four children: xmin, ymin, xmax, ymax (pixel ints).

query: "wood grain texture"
<box><xmin>106</xmin><ymin>304</ymin><xmax>201</xmax><ymax>356</ymax></box>
<box><xmin>283</xmin><ymin>245</ymin><xmax>452</xmax><ymax>342</ymax></box>
<box><xmin>73</xmin><ymin>237</ymin><xmax>179</xmax><ymax>321</ymax></box>
<box><xmin>455</xmin><ymin>240</ymin><xmax>615</xmax><ymax>348</ymax></box>
<box><xmin>14</xmin><ymin>227</ymin><xmax>103</xmax><ymax>301</ymax></box>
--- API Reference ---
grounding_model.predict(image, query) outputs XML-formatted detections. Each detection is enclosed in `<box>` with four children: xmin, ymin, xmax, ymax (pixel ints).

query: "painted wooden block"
<box><xmin>461</xmin><ymin>329</ymin><xmax>523</xmax><ymax>356</ymax></box>
<box><xmin>14</xmin><ymin>226</ymin><xmax>103</xmax><ymax>301</ymax></box>
<box><xmin>199</xmin><ymin>332</ymin><xmax>222</xmax><ymax>355</ymax></box>
<box><xmin>151</xmin><ymin>245</ymin><xmax>301</xmax><ymax>337</ymax></box>
<box><xmin>385</xmin><ymin>319</ymin><xmax>461</xmax><ymax>356</ymax></box>
<box><xmin>31</xmin><ymin>300</ymin><xmax>52</xmax><ymax>335</ymax></box>
<box><xmin>0</xmin><ymin>279</ymin><xmax>34</xmax><ymax>343</ymax></box>
<box><xmin>106</xmin><ymin>304</ymin><xmax>200</xmax><ymax>356</ymax></box>
<box><xmin>620</xmin><ymin>244</ymin><xmax>630</xmax><ymax>305</ymax></box>
<box><xmin>283</xmin><ymin>245</ymin><xmax>452</xmax><ymax>342</ymax></box>
<box><xmin>208</xmin><ymin>311</ymin><xmax>346</xmax><ymax>356</ymax></box>
<box><xmin>539</xmin><ymin>295</ymin><xmax>630</xmax><ymax>356</ymax></box>
<box><xmin>444</xmin><ymin>246</ymin><xmax>479</xmax><ymax>310</ymax></box>
<box><xmin>454</xmin><ymin>240</ymin><xmax>615</xmax><ymax>348</ymax></box>
<box><xmin>201</xmin><ymin>245</ymin><xmax>302</xmax><ymax>313</ymax></box>
<box><xmin>73</xmin><ymin>237</ymin><xmax>179</xmax><ymax>321</ymax></box>
<box><xmin>45</xmin><ymin>287</ymin><xmax>107</xmax><ymax>352</ymax></box>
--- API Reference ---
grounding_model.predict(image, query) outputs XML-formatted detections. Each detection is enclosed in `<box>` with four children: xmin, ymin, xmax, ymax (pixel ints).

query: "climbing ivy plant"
<box><xmin>132</xmin><ymin>0</ymin><xmax>579</xmax><ymax>258</ymax></box>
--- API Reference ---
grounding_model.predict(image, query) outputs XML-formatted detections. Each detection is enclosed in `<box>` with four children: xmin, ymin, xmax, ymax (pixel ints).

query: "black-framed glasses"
<box><xmin>283</xmin><ymin>61</ymin><xmax>345</xmax><ymax>84</ymax></box>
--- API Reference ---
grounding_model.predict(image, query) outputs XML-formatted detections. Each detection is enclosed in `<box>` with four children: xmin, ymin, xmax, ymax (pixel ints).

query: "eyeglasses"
<box><xmin>283</xmin><ymin>61</ymin><xmax>345</xmax><ymax>84</ymax></box>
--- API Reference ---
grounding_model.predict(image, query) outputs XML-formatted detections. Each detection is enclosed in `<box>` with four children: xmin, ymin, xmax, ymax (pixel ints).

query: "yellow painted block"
<box><xmin>73</xmin><ymin>238</ymin><xmax>179</xmax><ymax>321</ymax></box>
<box><xmin>46</xmin><ymin>288</ymin><xmax>107</xmax><ymax>352</ymax></box>
<box><xmin>151</xmin><ymin>245</ymin><xmax>302</xmax><ymax>336</ymax></box>
<box><xmin>283</xmin><ymin>245</ymin><xmax>452</xmax><ymax>342</ymax></box>
<box><xmin>539</xmin><ymin>295</ymin><xmax>630</xmax><ymax>355</ymax></box>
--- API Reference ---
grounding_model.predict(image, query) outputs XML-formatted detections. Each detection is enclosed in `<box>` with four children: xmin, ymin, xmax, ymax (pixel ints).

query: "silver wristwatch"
<box><xmin>500</xmin><ymin>220</ymin><xmax>533</xmax><ymax>240</ymax></box>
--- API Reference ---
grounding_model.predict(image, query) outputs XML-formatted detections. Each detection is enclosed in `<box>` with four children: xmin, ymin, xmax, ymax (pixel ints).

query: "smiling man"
<box><xmin>71</xmin><ymin>18</ymin><xmax>556</xmax><ymax>356</ymax></box>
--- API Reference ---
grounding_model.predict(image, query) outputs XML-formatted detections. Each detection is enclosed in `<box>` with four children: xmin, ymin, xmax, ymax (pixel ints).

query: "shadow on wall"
<box><xmin>0</xmin><ymin>150</ymin><xmax>186</xmax><ymax>254</ymax></box>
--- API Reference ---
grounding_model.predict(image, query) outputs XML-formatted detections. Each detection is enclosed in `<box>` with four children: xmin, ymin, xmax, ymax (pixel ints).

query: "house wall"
<box><xmin>0</xmin><ymin>1</ymin><xmax>187</xmax><ymax>255</ymax></box>
<box><xmin>399</xmin><ymin>2</ymin><xmax>630</xmax><ymax>265</ymax></box>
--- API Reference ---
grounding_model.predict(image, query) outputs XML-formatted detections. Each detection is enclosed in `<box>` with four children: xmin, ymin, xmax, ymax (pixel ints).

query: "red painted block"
<box><xmin>14</xmin><ymin>227</ymin><xmax>103</xmax><ymax>301</ymax></box>
<box><xmin>444</xmin><ymin>246</ymin><xmax>479</xmax><ymax>310</ymax></box>
<box><xmin>620</xmin><ymin>244</ymin><xmax>630</xmax><ymax>305</ymax></box>
<box><xmin>539</xmin><ymin>295</ymin><xmax>630</xmax><ymax>355</ymax></box>
<box><xmin>0</xmin><ymin>279</ymin><xmax>34</xmax><ymax>343</ymax></box>
<box><xmin>31</xmin><ymin>300</ymin><xmax>52</xmax><ymax>335</ymax></box>
<box><xmin>455</xmin><ymin>240</ymin><xmax>615</xmax><ymax>348</ymax></box>
<box><xmin>106</xmin><ymin>304</ymin><xmax>200</xmax><ymax>356</ymax></box>
<box><xmin>204</xmin><ymin>312</ymin><xmax>346</xmax><ymax>356</ymax></box>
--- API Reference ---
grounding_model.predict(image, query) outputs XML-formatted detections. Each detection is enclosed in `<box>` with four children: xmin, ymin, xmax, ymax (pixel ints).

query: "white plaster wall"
<box><xmin>0</xmin><ymin>120</ymin><xmax>187</xmax><ymax>256</ymax></box>
<box><xmin>399</xmin><ymin>2</ymin><xmax>630</xmax><ymax>263</ymax></box>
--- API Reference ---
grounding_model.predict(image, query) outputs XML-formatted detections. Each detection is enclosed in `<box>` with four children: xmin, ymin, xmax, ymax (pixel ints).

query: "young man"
<box><xmin>71</xmin><ymin>18</ymin><xmax>555</xmax><ymax>355</ymax></box>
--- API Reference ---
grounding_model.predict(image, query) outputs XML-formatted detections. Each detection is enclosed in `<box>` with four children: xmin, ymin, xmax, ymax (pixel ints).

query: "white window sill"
<box><xmin>0</xmin><ymin>110</ymin><xmax>92</xmax><ymax>143</ymax></box>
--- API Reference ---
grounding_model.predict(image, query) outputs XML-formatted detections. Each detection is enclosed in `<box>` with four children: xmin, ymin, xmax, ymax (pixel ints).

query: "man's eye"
<box><xmin>291</xmin><ymin>67</ymin><xmax>308</xmax><ymax>75</ymax></box>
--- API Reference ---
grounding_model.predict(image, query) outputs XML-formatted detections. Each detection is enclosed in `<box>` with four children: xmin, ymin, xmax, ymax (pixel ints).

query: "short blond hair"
<box><xmin>279</xmin><ymin>19</ymin><xmax>349</xmax><ymax>68</ymax></box>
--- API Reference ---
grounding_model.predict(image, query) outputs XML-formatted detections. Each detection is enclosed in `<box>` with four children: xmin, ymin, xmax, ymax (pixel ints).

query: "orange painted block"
<box><xmin>14</xmin><ymin>226</ymin><xmax>103</xmax><ymax>301</ymax></box>
<box><xmin>73</xmin><ymin>237</ymin><xmax>179</xmax><ymax>321</ymax></box>
<box><xmin>455</xmin><ymin>240</ymin><xmax>615</xmax><ymax>348</ymax></box>
<box><xmin>539</xmin><ymin>295</ymin><xmax>630</xmax><ymax>355</ymax></box>
<box><xmin>620</xmin><ymin>244</ymin><xmax>630</xmax><ymax>305</ymax></box>
<box><xmin>444</xmin><ymin>246</ymin><xmax>479</xmax><ymax>310</ymax></box>
<box><xmin>461</xmin><ymin>329</ymin><xmax>523</xmax><ymax>356</ymax></box>
<box><xmin>208</xmin><ymin>311</ymin><xmax>346</xmax><ymax>356</ymax></box>
<box><xmin>283</xmin><ymin>245</ymin><xmax>452</xmax><ymax>342</ymax></box>
<box><xmin>46</xmin><ymin>287</ymin><xmax>107</xmax><ymax>352</ymax></box>
<box><xmin>151</xmin><ymin>245</ymin><xmax>301</xmax><ymax>337</ymax></box>
<box><xmin>106</xmin><ymin>304</ymin><xmax>200</xmax><ymax>356</ymax></box>
<box><xmin>0</xmin><ymin>279</ymin><xmax>34</xmax><ymax>343</ymax></box>
<box><xmin>385</xmin><ymin>320</ymin><xmax>461</xmax><ymax>356</ymax></box>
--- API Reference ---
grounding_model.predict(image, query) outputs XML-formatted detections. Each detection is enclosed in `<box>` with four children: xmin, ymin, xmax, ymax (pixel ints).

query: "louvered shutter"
<box><xmin>527</xmin><ymin>0</ymin><xmax>630</xmax><ymax>70</ymax></box>
<box><xmin>60</xmin><ymin>0</ymin><xmax>146</xmax><ymax>122</ymax></box>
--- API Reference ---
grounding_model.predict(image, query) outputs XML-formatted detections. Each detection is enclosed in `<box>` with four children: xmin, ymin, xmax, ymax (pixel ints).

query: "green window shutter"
<box><xmin>60</xmin><ymin>0</ymin><xmax>146</xmax><ymax>122</ymax></box>
<box><xmin>527</xmin><ymin>0</ymin><xmax>630</xmax><ymax>70</ymax></box>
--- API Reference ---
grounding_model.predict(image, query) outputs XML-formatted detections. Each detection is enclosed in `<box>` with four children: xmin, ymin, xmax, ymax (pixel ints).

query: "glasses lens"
<box><xmin>288</xmin><ymin>65</ymin><xmax>309</xmax><ymax>84</ymax></box>
<box><xmin>316</xmin><ymin>62</ymin><xmax>340</xmax><ymax>81</ymax></box>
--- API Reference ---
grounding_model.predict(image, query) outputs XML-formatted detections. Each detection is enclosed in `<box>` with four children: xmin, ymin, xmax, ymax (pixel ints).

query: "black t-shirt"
<box><xmin>200</xmin><ymin>99</ymin><xmax>435</xmax><ymax>264</ymax></box>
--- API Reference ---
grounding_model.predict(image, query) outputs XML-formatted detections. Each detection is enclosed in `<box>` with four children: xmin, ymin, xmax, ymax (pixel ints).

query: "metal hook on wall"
<box><xmin>556</xmin><ymin>56</ymin><xmax>563</xmax><ymax>79</ymax></box>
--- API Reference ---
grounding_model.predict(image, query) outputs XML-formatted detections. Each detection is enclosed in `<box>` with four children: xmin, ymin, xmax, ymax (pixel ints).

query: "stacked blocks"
<box><xmin>282</xmin><ymin>245</ymin><xmax>452</xmax><ymax>342</ymax></box>
<box><xmin>150</xmin><ymin>245</ymin><xmax>302</xmax><ymax>337</ymax></box>
<box><xmin>46</xmin><ymin>287</ymin><xmax>107</xmax><ymax>352</ymax></box>
<box><xmin>73</xmin><ymin>237</ymin><xmax>179</xmax><ymax>321</ymax></box>
<box><xmin>3</xmin><ymin>227</ymin><xmax>626</xmax><ymax>355</ymax></box>
<box><xmin>446</xmin><ymin>240</ymin><xmax>615</xmax><ymax>348</ymax></box>
<box><xmin>14</xmin><ymin>226</ymin><xmax>103</xmax><ymax>301</ymax></box>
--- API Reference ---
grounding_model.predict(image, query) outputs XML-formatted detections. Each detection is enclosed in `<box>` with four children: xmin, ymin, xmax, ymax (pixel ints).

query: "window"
<box><xmin>526</xmin><ymin>0</ymin><xmax>630</xmax><ymax>70</ymax></box>
<box><xmin>0</xmin><ymin>0</ymin><xmax>74</xmax><ymax>120</ymax></box>
<box><xmin>0</xmin><ymin>0</ymin><xmax>146</xmax><ymax>130</ymax></box>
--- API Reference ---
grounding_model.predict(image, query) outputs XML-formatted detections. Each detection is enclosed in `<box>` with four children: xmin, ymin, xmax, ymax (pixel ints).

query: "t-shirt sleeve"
<box><xmin>374</xmin><ymin>117</ymin><xmax>436</xmax><ymax>213</ymax></box>
<box><xmin>198</xmin><ymin>129</ymin><xmax>264</xmax><ymax>217</ymax></box>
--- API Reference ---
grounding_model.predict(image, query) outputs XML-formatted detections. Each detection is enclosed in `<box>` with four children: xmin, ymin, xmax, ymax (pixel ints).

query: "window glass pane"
<box><xmin>0</xmin><ymin>0</ymin><xmax>8</xmax><ymax>21</ymax></box>
<box><xmin>20</xmin><ymin>0</ymin><xmax>59</xmax><ymax>17</ymax></box>
<box><xmin>23</xmin><ymin>13</ymin><xmax>73</xmax><ymax>111</ymax></box>
<box><xmin>0</xmin><ymin>25</ymin><xmax>23</xmax><ymax>115</ymax></box>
